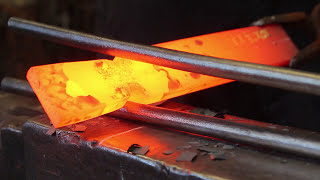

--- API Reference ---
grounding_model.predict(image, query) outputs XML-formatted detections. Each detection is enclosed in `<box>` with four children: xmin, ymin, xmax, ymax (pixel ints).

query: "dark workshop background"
<box><xmin>1</xmin><ymin>0</ymin><xmax>320</xmax><ymax>130</ymax></box>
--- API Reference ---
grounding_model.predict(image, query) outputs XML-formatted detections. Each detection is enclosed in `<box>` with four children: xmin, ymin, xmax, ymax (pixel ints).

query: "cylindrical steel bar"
<box><xmin>111</xmin><ymin>102</ymin><xmax>320</xmax><ymax>159</ymax></box>
<box><xmin>7</xmin><ymin>17</ymin><xmax>320</xmax><ymax>96</ymax></box>
<box><xmin>1</xmin><ymin>77</ymin><xmax>34</xmax><ymax>96</ymax></box>
<box><xmin>4</xmin><ymin>77</ymin><xmax>320</xmax><ymax>159</ymax></box>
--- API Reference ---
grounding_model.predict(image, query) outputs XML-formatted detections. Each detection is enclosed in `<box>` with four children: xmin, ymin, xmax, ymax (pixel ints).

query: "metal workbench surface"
<box><xmin>1</xmin><ymin>91</ymin><xmax>320</xmax><ymax>179</ymax></box>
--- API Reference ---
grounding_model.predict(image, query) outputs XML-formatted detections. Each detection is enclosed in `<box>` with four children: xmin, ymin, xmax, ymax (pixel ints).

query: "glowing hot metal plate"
<box><xmin>27</xmin><ymin>25</ymin><xmax>298</xmax><ymax>128</ymax></box>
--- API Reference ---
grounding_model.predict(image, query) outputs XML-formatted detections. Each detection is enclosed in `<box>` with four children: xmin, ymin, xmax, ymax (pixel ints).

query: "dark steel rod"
<box><xmin>7</xmin><ymin>17</ymin><xmax>320</xmax><ymax>96</ymax></box>
<box><xmin>3</xmin><ymin>77</ymin><xmax>320</xmax><ymax>159</ymax></box>
<box><xmin>1</xmin><ymin>77</ymin><xmax>34</xmax><ymax>96</ymax></box>
<box><xmin>111</xmin><ymin>102</ymin><xmax>320</xmax><ymax>159</ymax></box>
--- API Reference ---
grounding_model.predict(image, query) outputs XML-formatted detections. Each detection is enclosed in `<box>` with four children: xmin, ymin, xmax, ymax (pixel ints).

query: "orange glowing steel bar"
<box><xmin>27</xmin><ymin>25</ymin><xmax>298</xmax><ymax>128</ymax></box>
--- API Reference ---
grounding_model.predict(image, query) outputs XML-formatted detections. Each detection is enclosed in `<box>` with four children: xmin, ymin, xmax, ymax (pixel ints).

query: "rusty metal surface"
<box><xmin>8</xmin><ymin>17</ymin><xmax>320</xmax><ymax>96</ymax></box>
<box><xmin>22</xmin><ymin>114</ymin><xmax>320</xmax><ymax>180</ymax></box>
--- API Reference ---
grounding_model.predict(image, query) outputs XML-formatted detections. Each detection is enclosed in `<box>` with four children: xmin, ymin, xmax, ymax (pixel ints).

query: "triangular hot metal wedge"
<box><xmin>27</xmin><ymin>25</ymin><xmax>298</xmax><ymax>128</ymax></box>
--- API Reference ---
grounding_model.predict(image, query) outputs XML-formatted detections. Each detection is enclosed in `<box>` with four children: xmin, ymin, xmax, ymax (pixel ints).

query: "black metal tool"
<box><xmin>251</xmin><ymin>4</ymin><xmax>320</xmax><ymax>68</ymax></box>
<box><xmin>7</xmin><ymin>17</ymin><xmax>320</xmax><ymax>96</ymax></box>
